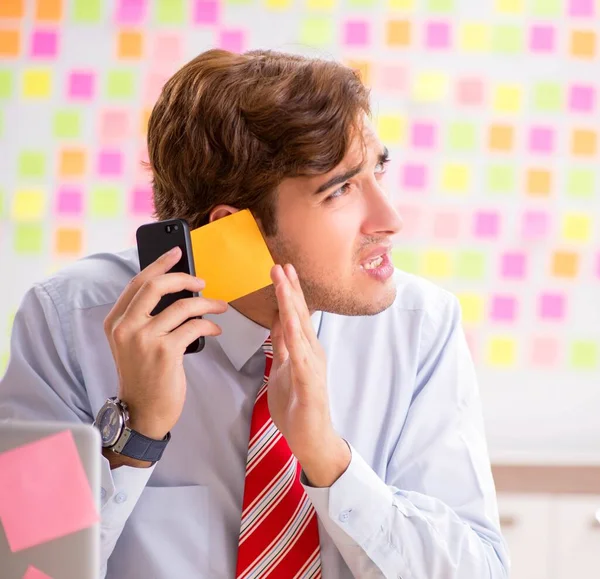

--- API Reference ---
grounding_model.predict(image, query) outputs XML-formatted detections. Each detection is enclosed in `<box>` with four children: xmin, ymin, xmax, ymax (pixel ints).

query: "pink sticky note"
<box><xmin>501</xmin><ymin>252</ymin><xmax>527</xmax><ymax>279</ymax></box>
<box><xmin>395</xmin><ymin>204</ymin><xmax>421</xmax><ymax>238</ymax></box>
<box><xmin>569</xmin><ymin>0</ymin><xmax>595</xmax><ymax>17</ymax></box>
<box><xmin>67</xmin><ymin>71</ymin><xmax>95</xmax><ymax>100</ymax></box>
<box><xmin>433</xmin><ymin>210</ymin><xmax>461</xmax><ymax>239</ymax></box>
<box><xmin>379</xmin><ymin>64</ymin><xmax>407</xmax><ymax>91</ymax></box>
<box><xmin>411</xmin><ymin>122</ymin><xmax>436</xmax><ymax>149</ymax></box>
<box><xmin>31</xmin><ymin>30</ymin><xmax>59</xmax><ymax>58</ymax></box>
<box><xmin>219</xmin><ymin>29</ymin><xmax>245</xmax><ymax>54</ymax></box>
<box><xmin>539</xmin><ymin>292</ymin><xmax>566</xmax><ymax>320</ymax></box>
<box><xmin>55</xmin><ymin>186</ymin><xmax>83</xmax><ymax>216</ymax></box>
<box><xmin>345</xmin><ymin>20</ymin><xmax>369</xmax><ymax>46</ymax></box>
<box><xmin>144</xmin><ymin>72</ymin><xmax>168</xmax><ymax>105</ymax></box>
<box><xmin>194</xmin><ymin>0</ymin><xmax>219</xmax><ymax>24</ymax></box>
<box><xmin>115</xmin><ymin>0</ymin><xmax>147</xmax><ymax>24</ymax></box>
<box><xmin>522</xmin><ymin>210</ymin><xmax>550</xmax><ymax>239</ymax></box>
<box><xmin>490</xmin><ymin>295</ymin><xmax>517</xmax><ymax>322</ymax></box>
<box><xmin>402</xmin><ymin>163</ymin><xmax>427</xmax><ymax>190</ymax></box>
<box><xmin>98</xmin><ymin>150</ymin><xmax>123</xmax><ymax>177</ymax></box>
<box><xmin>569</xmin><ymin>84</ymin><xmax>595</xmax><ymax>113</ymax></box>
<box><xmin>131</xmin><ymin>186</ymin><xmax>154</xmax><ymax>215</ymax></box>
<box><xmin>530</xmin><ymin>25</ymin><xmax>555</xmax><ymax>53</ymax></box>
<box><xmin>531</xmin><ymin>336</ymin><xmax>560</xmax><ymax>367</ymax></box>
<box><xmin>23</xmin><ymin>566</ymin><xmax>54</xmax><ymax>579</ymax></box>
<box><xmin>426</xmin><ymin>21</ymin><xmax>451</xmax><ymax>49</ymax></box>
<box><xmin>153</xmin><ymin>33</ymin><xmax>182</xmax><ymax>62</ymax></box>
<box><xmin>597</xmin><ymin>252</ymin><xmax>600</xmax><ymax>278</ymax></box>
<box><xmin>0</xmin><ymin>430</ymin><xmax>99</xmax><ymax>553</ymax></box>
<box><xmin>529</xmin><ymin>126</ymin><xmax>554</xmax><ymax>154</ymax></box>
<box><xmin>100</xmin><ymin>109</ymin><xmax>130</xmax><ymax>141</ymax></box>
<box><xmin>474</xmin><ymin>211</ymin><xmax>500</xmax><ymax>238</ymax></box>
<box><xmin>456</xmin><ymin>77</ymin><xmax>484</xmax><ymax>106</ymax></box>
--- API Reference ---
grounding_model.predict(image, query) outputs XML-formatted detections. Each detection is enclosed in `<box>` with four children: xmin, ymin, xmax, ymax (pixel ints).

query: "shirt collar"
<box><xmin>205</xmin><ymin>305</ymin><xmax>323</xmax><ymax>371</ymax></box>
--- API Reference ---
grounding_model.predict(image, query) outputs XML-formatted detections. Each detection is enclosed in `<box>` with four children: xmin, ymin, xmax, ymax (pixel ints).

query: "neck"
<box><xmin>229</xmin><ymin>287</ymin><xmax>278</xmax><ymax>329</ymax></box>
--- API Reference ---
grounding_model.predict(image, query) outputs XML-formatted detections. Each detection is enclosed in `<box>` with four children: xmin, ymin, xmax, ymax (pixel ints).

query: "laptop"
<box><xmin>0</xmin><ymin>420</ymin><xmax>100</xmax><ymax>579</ymax></box>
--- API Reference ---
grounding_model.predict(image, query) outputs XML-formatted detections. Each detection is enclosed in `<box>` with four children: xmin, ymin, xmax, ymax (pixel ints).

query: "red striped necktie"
<box><xmin>235</xmin><ymin>336</ymin><xmax>322</xmax><ymax>579</ymax></box>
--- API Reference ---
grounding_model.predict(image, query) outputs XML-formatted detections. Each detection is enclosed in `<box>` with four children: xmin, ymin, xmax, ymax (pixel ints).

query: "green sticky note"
<box><xmin>14</xmin><ymin>224</ymin><xmax>44</xmax><ymax>254</ymax></box>
<box><xmin>492</xmin><ymin>25</ymin><xmax>523</xmax><ymax>54</ymax></box>
<box><xmin>391</xmin><ymin>249</ymin><xmax>418</xmax><ymax>274</ymax></box>
<box><xmin>156</xmin><ymin>0</ymin><xmax>185</xmax><ymax>24</ymax></box>
<box><xmin>53</xmin><ymin>110</ymin><xmax>81</xmax><ymax>138</ymax></box>
<box><xmin>90</xmin><ymin>186</ymin><xmax>122</xmax><ymax>217</ymax></box>
<box><xmin>73</xmin><ymin>0</ymin><xmax>102</xmax><ymax>22</ymax></box>
<box><xmin>447</xmin><ymin>122</ymin><xmax>477</xmax><ymax>152</ymax></box>
<box><xmin>18</xmin><ymin>151</ymin><xmax>46</xmax><ymax>178</ymax></box>
<box><xmin>532</xmin><ymin>82</ymin><xmax>562</xmax><ymax>112</ymax></box>
<box><xmin>571</xmin><ymin>340</ymin><xmax>598</xmax><ymax>369</ymax></box>
<box><xmin>531</xmin><ymin>0</ymin><xmax>560</xmax><ymax>16</ymax></box>
<box><xmin>427</xmin><ymin>0</ymin><xmax>454</xmax><ymax>12</ymax></box>
<box><xmin>6</xmin><ymin>310</ymin><xmax>15</xmax><ymax>336</ymax></box>
<box><xmin>300</xmin><ymin>17</ymin><xmax>334</xmax><ymax>46</ymax></box>
<box><xmin>0</xmin><ymin>351</ymin><xmax>9</xmax><ymax>379</ymax></box>
<box><xmin>488</xmin><ymin>164</ymin><xmax>516</xmax><ymax>194</ymax></box>
<box><xmin>567</xmin><ymin>169</ymin><xmax>595</xmax><ymax>199</ymax></box>
<box><xmin>106</xmin><ymin>70</ymin><xmax>135</xmax><ymax>99</ymax></box>
<box><xmin>0</xmin><ymin>70</ymin><xmax>12</xmax><ymax>99</ymax></box>
<box><xmin>348</xmin><ymin>0</ymin><xmax>376</xmax><ymax>6</ymax></box>
<box><xmin>456</xmin><ymin>251</ymin><xmax>486</xmax><ymax>280</ymax></box>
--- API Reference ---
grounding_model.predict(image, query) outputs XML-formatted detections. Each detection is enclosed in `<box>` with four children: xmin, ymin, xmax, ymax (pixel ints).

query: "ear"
<box><xmin>208</xmin><ymin>205</ymin><xmax>239</xmax><ymax>223</ymax></box>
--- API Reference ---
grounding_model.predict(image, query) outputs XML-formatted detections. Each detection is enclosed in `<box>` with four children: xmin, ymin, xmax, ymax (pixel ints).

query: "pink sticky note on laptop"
<box><xmin>0</xmin><ymin>430</ymin><xmax>99</xmax><ymax>553</ymax></box>
<box><xmin>23</xmin><ymin>566</ymin><xmax>54</xmax><ymax>579</ymax></box>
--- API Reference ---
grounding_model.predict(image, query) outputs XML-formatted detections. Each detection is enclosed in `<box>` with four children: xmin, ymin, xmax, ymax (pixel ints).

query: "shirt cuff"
<box><xmin>300</xmin><ymin>440</ymin><xmax>392</xmax><ymax>547</ymax></box>
<box><xmin>99</xmin><ymin>453</ymin><xmax>156</xmax><ymax>529</ymax></box>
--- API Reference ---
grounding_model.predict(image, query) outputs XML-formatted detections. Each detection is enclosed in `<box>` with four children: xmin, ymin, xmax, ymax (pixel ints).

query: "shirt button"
<box><xmin>114</xmin><ymin>492</ymin><xmax>127</xmax><ymax>504</ymax></box>
<box><xmin>339</xmin><ymin>509</ymin><xmax>352</xmax><ymax>522</ymax></box>
<box><xmin>100</xmin><ymin>487</ymin><xmax>107</xmax><ymax>500</ymax></box>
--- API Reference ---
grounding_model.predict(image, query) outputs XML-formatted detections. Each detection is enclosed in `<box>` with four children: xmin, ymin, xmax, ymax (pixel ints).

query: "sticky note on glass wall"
<box><xmin>539</xmin><ymin>292</ymin><xmax>566</xmax><ymax>321</ymax></box>
<box><xmin>106</xmin><ymin>70</ymin><xmax>135</xmax><ymax>99</ymax></box>
<box><xmin>493</xmin><ymin>84</ymin><xmax>522</xmax><ymax>113</ymax></box>
<box><xmin>571</xmin><ymin>340</ymin><xmax>598</xmax><ymax>369</ymax></box>
<box><xmin>219</xmin><ymin>30</ymin><xmax>245</xmax><ymax>54</ymax></box>
<box><xmin>391</xmin><ymin>249</ymin><xmax>418</xmax><ymax>274</ymax></box>
<box><xmin>456</xmin><ymin>251</ymin><xmax>486</xmax><ymax>280</ymax></box>
<box><xmin>73</xmin><ymin>0</ymin><xmax>102</xmax><ymax>22</ymax></box>
<box><xmin>55</xmin><ymin>227</ymin><xmax>83</xmax><ymax>255</ymax></box>
<box><xmin>522</xmin><ymin>210</ymin><xmax>549</xmax><ymax>239</ymax></box>
<box><xmin>0</xmin><ymin>29</ymin><xmax>20</xmax><ymax>58</ymax></box>
<box><xmin>441</xmin><ymin>163</ymin><xmax>470</xmax><ymax>193</ymax></box>
<box><xmin>569</xmin><ymin>84</ymin><xmax>595</xmax><ymax>113</ymax></box>
<box><xmin>23</xmin><ymin>69</ymin><xmax>51</xmax><ymax>98</ymax></box>
<box><xmin>487</xmin><ymin>336</ymin><xmax>516</xmax><ymax>367</ymax></box>
<box><xmin>55</xmin><ymin>186</ymin><xmax>83</xmax><ymax>216</ymax></box>
<box><xmin>115</xmin><ymin>0</ymin><xmax>147</xmax><ymax>24</ymax></box>
<box><xmin>14</xmin><ymin>224</ymin><xmax>44</xmax><ymax>254</ymax></box>
<box><xmin>569</xmin><ymin>0</ymin><xmax>595</xmax><ymax>17</ymax></box>
<box><xmin>529</xmin><ymin>126</ymin><xmax>554</xmax><ymax>154</ymax></box>
<box><xmin>532</xmin><ymin>82</ymin><xmax>562</xmax><ymax>112</ymax></box>
<box><xmin>457</xmin><ymin>293</ymin><xmax>484</xmax><ymax>323</ymax></box>
<box><xmin>552</xmin><ymin>251</ymin><xmax>579</xmax><ymax>278</ymax></box>
<box><xmin>566</xmin><ymin>168</ymin><xmax>595</xmax><ymax>198</ymax></box>
<box><xmin>91</xmin><ymin>186</ymin><xmax>121</xmax><ymax>217</ymax></box>
<box><xmin>18</xmin><ymin>151</ymin><xmax>46</xmax><ymax>178</ymax></box>
<box><xmin>54</xmin><ymin>109</ymin><xmax>81</xmax><ymax>138</ymax></box>
<box><xmin>0</xmin><ymin>430</ymin><xmax>99</xmax><ymax>552</ymax></box>
<box><xmin>500</xmin><ymin>251</ymin><xmax>527</xmax><ymax>279</ymax></box>
<box><xmin>300</xmin><ymin>17</ymin><xmax>334</xmax><ymax>45</ymax></box>
<box><xmin>413</xmin><ymin>71</ymin><xmax>448</xmax><ymax>101</ymax></box>
<box><xmin>495</xmin><ymin>0</ymin><xmax>523</xmax><ymax>14</ymax></box>
<box><xmin>421</xmin><ymin>250</ymin><xmax>452</xmax><ymax>278</ymax></box>
<box><xmin>156</xmin><ymin>0</ymin><xmax>185</xmax><ymax>24</ymax></box>
<box><xmin>97</xmin><ymin>150</ymin><xmax>123</xmax><ymax>177</ymax></box>
<box><xmin>190</xmin><ymin>209</ymin><xmax>275</xmax><ymax>302</ymax></box>
<box><xmin>492</xmin><ymin>25</ymin><xmax>523</xmax><ymax>54</ymax></box>
<box><xmin>425</xmin><ymin>20</ymin><xmax>451</xmax><ymax>49</ymax></box>
<box><xmin>344</xmin><ymin>20</ymin><xmax>370</xmax><ymax>46</ymax></box>
<box><xmin>12</xmin><ymin>190</ymin><xmax>45</xmax><ymax>221</ymax></box>
<box><xmin>531</xmin><ymin>337</ymin><xmax>559</xmax><ymax>368</ymax></box>
<box><xmin>490</xmin><ymin>295</ymin><xmax>517</xmax><ymax>322</ymax></box>
<box><xmin>459</xmin><ymin>22</ymin><xmax>490</xmax><ymax>52</ymax></box>
<box><xmin>562</xmin><ymin>212</ymin><xmax>591</xmax><ymax>242</ymax></box>
<box><xmin>376</xmin><ymin>114</ymin><xmax>404</xmax><ymax>144</ymax></box>
<box><xmin>68</xmin><ymin>70</ymin><xmax>95</xmax><ymax>100</ymax></box>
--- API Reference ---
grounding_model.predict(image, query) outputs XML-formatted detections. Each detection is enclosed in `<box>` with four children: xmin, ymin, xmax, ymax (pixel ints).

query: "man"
<box><xmin>0</xmin><ymin>49</ymin><xmax>509</xmax><ymax>578</ymax></box>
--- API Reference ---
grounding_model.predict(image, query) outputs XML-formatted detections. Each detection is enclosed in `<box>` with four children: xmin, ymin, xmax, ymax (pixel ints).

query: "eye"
<box><xmin>324</xmin><ymin>156</ymin><xmax>392</xmax><ymax>203</ymax></box>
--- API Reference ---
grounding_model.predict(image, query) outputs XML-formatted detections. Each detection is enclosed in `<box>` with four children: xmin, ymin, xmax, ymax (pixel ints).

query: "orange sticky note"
<box><xmin>117</xmin><ymin>30</ymin><xmax>143</xmax><ymax>59</ymax></box>
<box><xmin>191</xmin><ymin>209</ymin><xmax>275</xmax><ymax>303</ymax></box>
<box><xmin>488</xmin><ymin>124</ymin><xmax>514</xmax><ymax>151</ymax></box>
<box><xmin>527</xmin><ymin>169</ymin><xmax>552</xmax><ymax>196</ymax></box>
<box><xmin>59</xmin><ymin>148</ymin><xmax>86</xmax><ymax>177</ymax></box>
<box><xmin>0</xmin><ymin>29</ymin><xmax>20</xmax><ymax>57</ymax></box>
<box><xmin>55</xmin><ymin>226</ymin><xmax>83</xmax><ymax>255</ymax></box>
<box><xmin>387</xmin><ymin>20</ymin><xmax>411</xmax><ymax>46</ymax></box>
<box><xmin>0</xmin><ymin>0</ymin><xmax>24</xmax><ymax>18</ymax></box>
<box><xmin>36</xmin><ymin>0</ymin><xmax>63</xmax><ymax>20</ymax></box>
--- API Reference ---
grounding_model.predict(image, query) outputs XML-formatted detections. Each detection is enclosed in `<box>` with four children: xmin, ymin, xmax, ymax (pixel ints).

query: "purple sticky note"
<box><xmin>194</xmin><ymin>0</ymin><xmax>219</xmax><ymax>25</ymax></box>
<box><xmin>379</xmin><ymin>65</ymin><xmax>406</xmax><ymax>91</ymax></box>
<box><xmin>345</xmin><ymin>20</ymin><xmax>370</xmax><ymax>46</ymax></box>
<box><xmin>55</xmin><ymin>186</ymin><xmax>83</xmax><ymax>216</ymax></box>
<box><xmin>100</xmin><ymin>109</ymin><xmax>129</xmax><ymax>141</ymax></box>
<box><xmin>115</xmin><ymin>0</ymin><xmax>147</xmax><ymax>24</ymax></box>
<box><xmin>530</xmin><ymin>25</ymin><xmax>555</xmax><ymax>52</ymax></box>
<box><xmin>433</xmin><ymin>211</ymin><xmax>460</xmax><ymax>239</ymax></box>
<box><xmin>490</xmin><ymin>295</ymin><xmax>517</xmax><ymax>322</ymax></box>
<box><xmin>529</xmin><ymin>126</ymin><xmax>554</xmax><ymax>154</ymax></box>
<box><xmin>0</xmin><ymin>430</ymin><xmax>99</xmax><ymax>553</ymax></box>
<box><xmin>98</xmin><ymin>150</ymin><xmax>123</xmax><ymax>177</ymax></box>
<box><xmin>531</xmin><ymin>336</ymin><xmax>559</xmax><ymax>367</ymax></box>
<box><xmin>219</xmin><ymin>29</ymin><xmax>245</xmax><ymax>54</ymax></box>
<box><xmin>31</xmin><ymin>30</ymin><xmax>58</xmax><ymax>58</ymax></box>
<box><xmin>402</xmin><ymin>163</ymin><xmax>427</xmax><ymax>190</ymax></box>
<box><xmin>569</xmin><ymin>0</ymin><xmax>595</xmax><ymax>17</ymax></box>
<box><xmin>501</xmin><ymin>252</ymin><xmax>527</xmax><ymax>279</ymax></box>
<box><xmin>522</xmin><ymin>210</ymin><xmax>550</xmax><ymax>239</ymax></box>
<box><xmin>67</xmin><ymin>71</ymin><xmax>95</xmax><ymax>100</ymax></box>
<box><xmin>456</xmin><ymin>77</ymin><xmax>484</xmax><ymax>106</ymax></box>
<box><xmin>426</xmin><ymin>21</ymin><xmax>451</xmax><ymax>49</ymax></box>
<box><xmin>153</xmin><ymin>34</ymin><xmax>182</xmax><ymax>62</ymax></box>
<box><xmin>569</xmin><ymin>84</ymin><xmax>595</xmax><ymax>113</ymax></box>
<box><xmin>539</xmin><ymin>292</ymin><xmax>566</xmax><ymax>320</ymax></box>
<box><xmin>131</xmin><ymin>186</ymin><xmax>154</xmax><ymax>215</ymax></box>
<box><xmin>23</xmin><ymin>566</ymin><xmax>53</xmax><ymax>579</ymax></box>
<box><xmin>411</xmin><ymin>122</ymin><xmax>436</xmax><ymax>149</ymax></box>
<box><xmin>473</xmin><ymin>211</ymin><xmax>500</xmax><ymax>238</ymax></box>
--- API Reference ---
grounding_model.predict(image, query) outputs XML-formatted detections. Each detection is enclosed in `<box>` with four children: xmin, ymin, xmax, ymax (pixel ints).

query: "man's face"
<box><xmin>263</xmin><ymin>117</ymin><xmax>403</xmax><ymax>316</ymax></box>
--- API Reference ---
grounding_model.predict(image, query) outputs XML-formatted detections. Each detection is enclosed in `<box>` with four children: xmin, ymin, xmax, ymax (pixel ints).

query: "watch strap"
<box><xmin>113</xmin><ymin>427</ymin><xmax>171</xmax><ymax>463</ymax></box>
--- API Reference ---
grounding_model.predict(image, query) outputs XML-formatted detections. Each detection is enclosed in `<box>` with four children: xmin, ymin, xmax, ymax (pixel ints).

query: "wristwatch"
<box><xmin>93</xmin><ymin>397</ymin><xmax>171</xmax><ymax>464</ymax></box>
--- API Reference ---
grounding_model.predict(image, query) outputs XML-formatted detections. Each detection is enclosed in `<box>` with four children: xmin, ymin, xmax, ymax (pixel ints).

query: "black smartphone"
<box><xmin>136</xmin><ymin>218</ymin><xmax>205</xmax><ymax>354</ymax></box>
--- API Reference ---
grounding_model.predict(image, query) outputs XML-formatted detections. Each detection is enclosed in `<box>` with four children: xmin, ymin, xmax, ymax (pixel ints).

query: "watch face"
<box><xmin>97</xmin><ymin>405</ymin><xmax>122</xmax><ymax>447</ymax></box>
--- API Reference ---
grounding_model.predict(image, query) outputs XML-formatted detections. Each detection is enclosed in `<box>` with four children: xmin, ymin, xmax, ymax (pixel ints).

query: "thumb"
<box><xmin>270</xmin><ymin>312</ymin><xmax>288</xmax><ymax>367</ymax></box>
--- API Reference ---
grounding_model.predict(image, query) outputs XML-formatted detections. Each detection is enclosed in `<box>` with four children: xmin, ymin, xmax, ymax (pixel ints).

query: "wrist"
<box><xmin>297</xmin><ymin>434</ymin><xmax>352</xmax><ymax>488</ymax></box>
<box><xmin>102</xmin><ymin>447</ymin><xmax>153</xmax><ymax>469</ymax></box>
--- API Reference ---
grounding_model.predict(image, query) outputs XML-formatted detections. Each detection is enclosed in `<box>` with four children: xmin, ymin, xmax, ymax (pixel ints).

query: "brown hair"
<box><xmin>146</xmin><ymin>48</ymin><xmax>371</xmax><ymax>237</ymax></box>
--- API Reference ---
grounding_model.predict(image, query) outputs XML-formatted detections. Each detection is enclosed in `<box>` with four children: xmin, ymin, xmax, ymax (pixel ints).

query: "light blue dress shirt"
<box><xmin>0</xmin><ymin>247</ymin><xmax>509</xmax><ymax>579</ymax></box>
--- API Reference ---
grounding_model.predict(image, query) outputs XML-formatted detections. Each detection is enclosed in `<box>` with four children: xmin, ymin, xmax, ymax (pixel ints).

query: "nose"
<box><xmin>362</xmin><ymin>183</ymin><xmax>403</xmax><ymax>237</ymax></box>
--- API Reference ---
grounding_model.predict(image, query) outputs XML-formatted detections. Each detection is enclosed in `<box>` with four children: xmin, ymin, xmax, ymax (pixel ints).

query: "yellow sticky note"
<box><xmin>459</xmin><ymin>23</ymin><xmax>490</xmax><ymax>52</ymax></box>
<box><xmin>495</xmin><ymin>0</ymin><xmax>523</xmax><ymax>13</ymax></box>
<box><xmin>413</xmin><ymin>71</ymin><xmax>448</xmax><ymax>102</ymax></box>
<box><xmin>562</xmin><ymin>213</ymin><xmax>591</xmax><ymax>242</ymax></box>
<box><xmin>266</xmin><ymin>0</ymin><xmax>291</xmax><ymax>8</ymax></box>
<box><xmin>376</xmin><ymin>114</ymin><xmax>404</xmax><ymax>144</ymax></box>
<box><xmin>457</xmin><ymin>293</ymin><xmax>485</xmax><ymax>324</ymax></box>
<box><xmin>12</xmin><ymin>189</ymin><xmax>45</xmax><ymax>221</ymax></box>
<box><xmin>493</xmin><ymin>84</ymin><xmax>522</xmax><ymax>113</ymax></box>
<box><xmin>307</xmin><ymin>0</ymin><xmax>336</xmax><ymax>9</ymax></box>
<box><xmin>441</xmin><ymin>163</ymin><xmax>470</xmax><ymax>193</ymax></box>
<box><xmin>23</xmin><ymin>69</ymin><xmax>51</xmax><ymax>98</ymax></box>
<box><xmin>388</xmin><ymin>0</ymin><xmax>413</xmax><ymax>8</ymax></box>
<box><xmin>191</xmin><ymin>209</ymin><xmax>275</xmax><ymax>303</ymax></box>
<box><xmin>422</xmin><ymin>250</ymin><xmax>452</xmax><ymax>278</ymax></box>
<box><xmin>487</xmin><ymin>336</ymin><xmax>516</xmax><ymax>367</ymax></box>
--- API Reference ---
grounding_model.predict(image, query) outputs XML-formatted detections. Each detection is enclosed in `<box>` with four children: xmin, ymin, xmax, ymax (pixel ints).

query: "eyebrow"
<box><xmin>313</xmin><ymin>145</ymin><xmax>390</xmax><ymax>195</ymax></box>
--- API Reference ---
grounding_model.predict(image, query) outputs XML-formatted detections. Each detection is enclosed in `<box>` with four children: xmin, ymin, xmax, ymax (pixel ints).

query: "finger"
<box><xmin>106</xmin><ymin>246</ymin><xmax>184</xmax><ymax>326</ymax></box>
<box><xmin>167</xmin><ymin>317</ymin><xmax>222</xmax><ymax>352</ymax></box>
<box><xmin>149</xmin><ymin>296</ymin><xmax>228</xmax><ymax>335</ymax></box>
<box><xmin>274</xmin><ymin>267</ymin><xmax>307</xmax><ymax>365</ymax></box>
<box><xmin>270</xmin><ymin>312</ymin><xmax>288</xmax><ymax>367</ymax></box>
<box><xmin>283</xmin><ymin>264</ymin><xmax>319</xmax><ymax>349</ymax></box>
<box><xmin>124</xmin><ymin>272</ymin><xmax>205</xmax><ymax>328</ymax></box>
